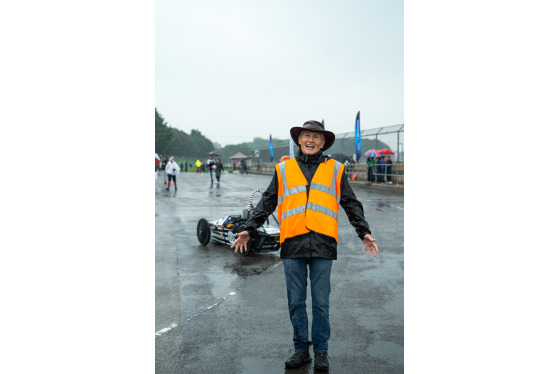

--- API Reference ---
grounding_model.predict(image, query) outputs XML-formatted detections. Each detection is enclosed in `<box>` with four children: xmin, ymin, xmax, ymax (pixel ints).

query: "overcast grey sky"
<box><xmin>156</xmin><ymin>0</ymin><xmax>403</xmax><ymax>146</ymax></box>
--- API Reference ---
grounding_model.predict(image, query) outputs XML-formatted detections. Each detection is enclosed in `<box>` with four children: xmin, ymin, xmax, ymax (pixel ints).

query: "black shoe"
<box><xmin>285</xmin><ymin>352</ymin><xmax>311</xmax><ymax>369</ymax></box>
<box><xmin>175</xmin><ymin>187</ymin><xmax>177</xmax><ymax>190</ymax></box>
<box><xmin>165</xmin><ymin>188</ymin><xmax>169</xmax><ymax>191</ymax></box>
<box><xmin>314</xmin><ymin>352</ymin><xmax>329</xmax><ymax>372</ymax></box>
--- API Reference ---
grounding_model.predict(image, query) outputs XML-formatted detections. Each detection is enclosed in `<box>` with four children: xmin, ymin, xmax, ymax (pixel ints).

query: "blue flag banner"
<box><xmin>269</xmin><ymin>135</ymin><xmax>274</xmax><ymax>162</ymax></box>
<box><xmin>355</xmin><ymin>111</ymin><xmax>362</xmax><ymax>162</ymax></box>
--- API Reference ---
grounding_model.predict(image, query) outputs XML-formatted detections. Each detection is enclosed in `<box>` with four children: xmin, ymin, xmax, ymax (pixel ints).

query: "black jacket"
<box><xmin>245</xmin><ymin>149</ymin><xmax>371</xmax><ymax>260</ymax></box>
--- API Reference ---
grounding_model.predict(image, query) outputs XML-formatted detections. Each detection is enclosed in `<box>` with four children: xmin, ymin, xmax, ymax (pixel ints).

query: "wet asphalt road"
<box><xmin>155</xmin><ymin>170</ymin><xmax>404</xmax><ymax>374</ymax></box>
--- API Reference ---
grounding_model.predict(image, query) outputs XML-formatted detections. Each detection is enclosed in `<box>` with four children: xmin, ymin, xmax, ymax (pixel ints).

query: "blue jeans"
<box><xmin>283</xmin><ymin>258</ymin><xmax>332</xmax><ymax>353</ymax></box>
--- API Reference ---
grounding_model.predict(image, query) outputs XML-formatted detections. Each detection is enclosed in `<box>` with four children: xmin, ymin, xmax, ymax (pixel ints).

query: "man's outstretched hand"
<box><xmin>362</xmin><ymin>234</ymin><xmax>379</xmax><ymax>257</ymax></box>
<box><xmin>231</xmin><ymin>230</ymin><xmax>250</xmax><ymax>254</ymax></box>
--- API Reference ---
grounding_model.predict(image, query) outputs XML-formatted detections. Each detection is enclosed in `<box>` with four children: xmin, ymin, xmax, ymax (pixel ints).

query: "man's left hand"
<box><xmin>362</xmin><ymin>234</ymin><xmax>379</xmax><ymax>257</ymax></box>
<box><xmin>231</xmin><ymin>230</ymin><xmax>250</xmax><ymax>254</ymax></box>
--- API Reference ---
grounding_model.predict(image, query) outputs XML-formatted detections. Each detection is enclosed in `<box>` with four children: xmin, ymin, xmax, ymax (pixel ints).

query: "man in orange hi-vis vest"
<box><xmin>231</xmin><ymin>120</ymin><xmax>379</xmax><ymax>372</ymax></box>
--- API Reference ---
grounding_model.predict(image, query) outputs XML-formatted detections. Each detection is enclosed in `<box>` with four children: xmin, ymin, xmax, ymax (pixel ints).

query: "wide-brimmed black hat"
<box><xmin>290</xmin><ymin>120</ymin><xmax>336</xmax><ymax>151</ymax></box>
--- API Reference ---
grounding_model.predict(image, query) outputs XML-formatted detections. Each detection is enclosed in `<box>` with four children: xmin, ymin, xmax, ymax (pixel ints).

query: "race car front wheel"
<box><xmin>197</xmin><ymin>218</ymin><xmax>211</xmax><ymax>246</ymax></box>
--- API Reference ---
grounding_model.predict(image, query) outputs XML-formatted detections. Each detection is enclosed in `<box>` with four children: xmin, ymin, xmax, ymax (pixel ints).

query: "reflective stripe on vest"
<box><xmin>277</xmin><ymin>162</ymin><xmax>307</xmax><ymax>206</ymax></box>
<box><xmin>307</xmin><ymin>202</ymin><xmax>337</xmax><ymax>220</ymax></box>
<box><xmin>276</xmin><ymin>158</ymin><xmax>344</xmax><ymax>243</ymax></box>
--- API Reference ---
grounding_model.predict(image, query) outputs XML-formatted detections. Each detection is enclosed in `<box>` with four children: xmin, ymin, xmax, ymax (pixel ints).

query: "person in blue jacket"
<box><xmin>385</xmin><ymin>155</ymin><xmax>393</xmax><ymax>184</ymax></box>
<box><xmin>379</xmin><ymin>156</ymin><xmax>386</xmax><ymax>182</ymax></box>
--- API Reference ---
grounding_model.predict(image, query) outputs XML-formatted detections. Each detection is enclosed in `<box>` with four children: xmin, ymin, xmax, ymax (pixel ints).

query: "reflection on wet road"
<box><xmin>156</xmin><ymin>171</ymin><xmax>404</xmax><ymax>373</ymax></box>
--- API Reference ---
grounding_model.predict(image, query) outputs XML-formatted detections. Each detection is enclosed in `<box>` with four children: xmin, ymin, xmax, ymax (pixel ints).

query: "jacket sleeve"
<box><xmin>244</xmin><ymin>171</ymin><xmax>279</xmax><ymax>238</ymax></box>
<box><xmin>339</xmin><ymin>172</ymin><xmax>372</xmax><ymax>240</ymax></box>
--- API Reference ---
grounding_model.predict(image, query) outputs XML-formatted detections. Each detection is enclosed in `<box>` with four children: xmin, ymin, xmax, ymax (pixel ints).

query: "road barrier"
<box><xmin>251</xmin><ymin>162</ymin><xmax>404</xmax><ymax>186</ymax></box>
<box><xmin>345</xmin><ymin>163</ymin><xmax>404</xmax><ymax>185</ymax></box>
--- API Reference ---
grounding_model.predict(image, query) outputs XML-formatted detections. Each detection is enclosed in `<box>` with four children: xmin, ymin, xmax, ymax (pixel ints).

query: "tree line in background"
<box><xmin>155</xmin><ymin>108</ymin><xmax>214</xmax><ymax>158</ymax></box>
<box><xmin>156</xmin><ymin>108</ymin><xmax>290</xmax><ymax>161</ymax></box>
<box><xmin>156</xmin><ymin>108</ymin><xmax>390</xmax><ymax>162</ymax></box>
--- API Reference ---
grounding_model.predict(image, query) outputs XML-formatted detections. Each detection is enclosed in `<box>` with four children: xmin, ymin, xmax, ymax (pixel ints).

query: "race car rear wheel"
<box><xmin>197</xmin><ymin>218</ymin><xmax>211</xmax><ymax>246</ymax></box>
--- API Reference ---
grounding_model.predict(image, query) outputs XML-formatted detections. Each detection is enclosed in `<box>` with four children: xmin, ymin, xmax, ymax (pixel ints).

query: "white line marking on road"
<box><xmin>207</xmin><ymin>298</ymin><xmax>225</xmax><ymax>309</ymax></box>
<box><xmin>383</xmin><ymin>202</ymin><xmax>404</xmax><ymax>211</ymax></box>
<box><xmin>155</xmin><ymin>322</ymin><xmax>178</xmax><ymax>337</ymax></box>
<box><xmin>185</xmin><ymin>291</ymin><xmax>238</xmax><ymax>323</ymax></box>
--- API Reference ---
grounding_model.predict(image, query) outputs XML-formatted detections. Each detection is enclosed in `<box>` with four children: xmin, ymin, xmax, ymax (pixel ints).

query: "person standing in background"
<box><xmin>375</xmin><ymin>157</ymin><xmax>382</xmax><ymax>183</ymax></box>
<box><xmin>161</xmin><ymin>156</ymin><xmax>168</xmax><ymax>185</ymax></box>
<box><xmin>367</xmin><ymin>156</ymin><xmax>376</xmax><ymax>182</ymax></box>
<box><xmin>379</xmin><ymin>156</ymin><xmax>386</xmax><ymax>183</ymax></box>
<box><xmin>215</xmin><ymin>158</ymin><xmax>224</xmax><ymax>182</ymax></box>
<box><xmin>155</xmin><ymin>153</ymin><xmax>160</xmax><ymax>184</ymax></box>
<box><xmin>385</xmin><ymin>155</ymin><xmax>393</xmax><ymax>184</ymax></box>
<box><xmin>165</xmin><ymin>157</ymin><xmax>179</xmax><ymax>191</ymax></box>
<box><xmin>207</xmin><ymin>155</ymin><xmax>216</xmax><ymax>182</ymax></box>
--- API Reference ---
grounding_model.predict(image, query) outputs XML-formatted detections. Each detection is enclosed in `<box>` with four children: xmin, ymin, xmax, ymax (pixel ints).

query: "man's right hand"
<box><xmin>231</xmin><ymin>230</ymin><xmax>250</xmax><ymax>254</ymax></box>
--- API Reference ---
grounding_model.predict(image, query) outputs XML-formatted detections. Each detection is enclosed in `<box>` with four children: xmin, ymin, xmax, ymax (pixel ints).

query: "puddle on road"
<box><xmin>375</xmin><ymin>201</ymin><xmax>390</xmax><ymax>212</ymax></box>
<box><xmin>204</xmin><ymin>264</ymin><xmax>238</xmax><ymax>298</ymax></box>
<box><xmin>224</xmin><ymin>254</ymin><xmax>281</xmax><ymax>277</ymax></box>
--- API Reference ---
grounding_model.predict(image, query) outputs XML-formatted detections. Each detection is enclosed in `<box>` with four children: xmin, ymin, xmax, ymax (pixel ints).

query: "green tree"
<box><xmin>155</xmin><ymin>108</ymin><xmax>214</xmax><ymax>158</ymax></box>
<box><xmin>155</xmin><ymin>108</ymin><xmax>172</xmax><ymax>154</ymax></box>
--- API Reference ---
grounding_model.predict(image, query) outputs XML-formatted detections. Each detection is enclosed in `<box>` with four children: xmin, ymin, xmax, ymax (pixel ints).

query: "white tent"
<box><xmin>229</xmin><ymin>152</ymin><xmax>251</xmax><ymax>160</ymax></box>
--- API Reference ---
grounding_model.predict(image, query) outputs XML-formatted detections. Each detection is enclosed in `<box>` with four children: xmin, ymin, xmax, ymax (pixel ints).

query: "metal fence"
<box><xmin>246</xmin><ymin>124</ymin><xmax>404</xmax><ymax>185</ymax></box>
<box><xmin>343</xmin><ymin>162</ymin><xmax>404</xmax><ymax>185</ymax></box>
<box><xmin>249</xmin><ymin>159</ymin><xmax>404</xmax><ymax>185</ymax></box>
<box><xmin>250</xmin><ymin>124</ymin><xmax>404</xmax><ymax>163</ymax></box>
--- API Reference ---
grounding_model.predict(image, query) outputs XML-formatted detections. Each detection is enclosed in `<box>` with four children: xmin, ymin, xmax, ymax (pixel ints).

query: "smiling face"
<box><xmin>298</xmin><ymin>130</ymin><xmax>326</xmax><ymax>155</ymax></box>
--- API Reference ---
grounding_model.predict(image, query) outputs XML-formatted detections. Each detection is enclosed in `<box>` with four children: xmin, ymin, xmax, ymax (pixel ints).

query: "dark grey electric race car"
<box><xmin>196</xmin><ymin>190</ymin><xmax>280</xmax><ymax>256</ymax></box>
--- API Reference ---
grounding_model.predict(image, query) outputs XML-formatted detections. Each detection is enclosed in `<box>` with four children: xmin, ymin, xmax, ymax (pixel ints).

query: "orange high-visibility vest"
<box><xmin>276</xmin><ymin>158</ymin><xmax>345</xmax><ymax>244</ymax></box>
